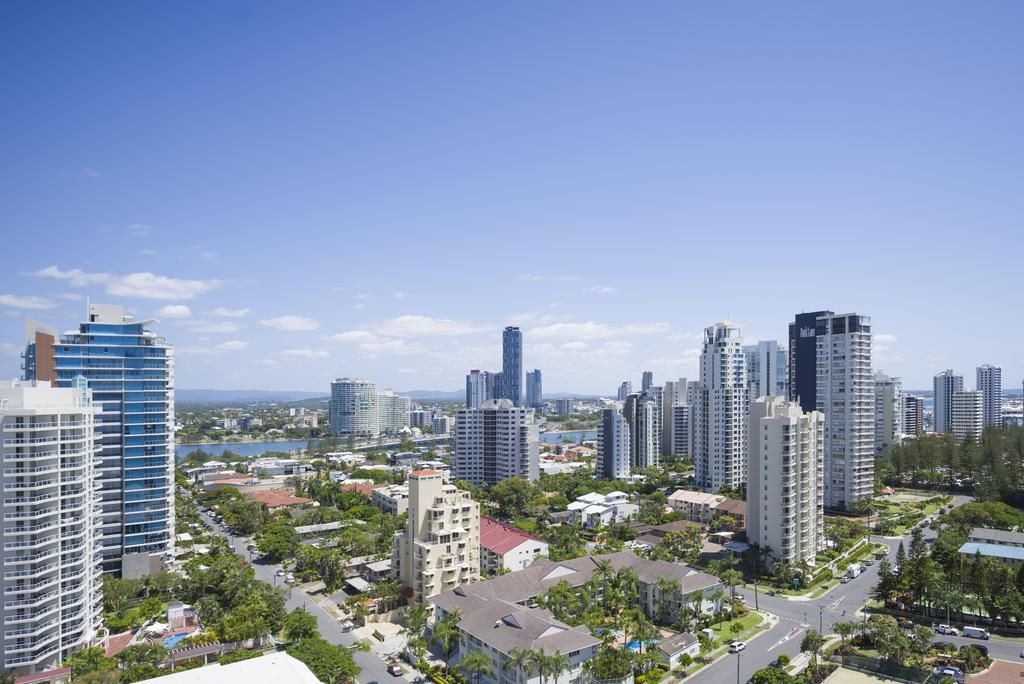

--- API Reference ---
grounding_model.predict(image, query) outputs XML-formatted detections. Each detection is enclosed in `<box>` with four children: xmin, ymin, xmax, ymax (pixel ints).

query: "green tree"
<box><xmin>430</xmin><ymin>610</ymin><xmax>463</xmax><ymax>659</ymax></box>
<box><xmin>65</xmin><ymin>647</ymin><xmax>117</xmax><ymax>678</ymax></box>
<box><xmin>799</xmin><ymin>629</ymin><xmax>824</xmax><ymax>669</ymax></box>
<box><xmin>458</xmin><ymin>652</ymin><xmax>495</xmax><ymax>684</ymax></box>
<box><xmin>489</xmin><ymin>477</ymin><xmax>537</xmax><ymax>519</ymax></box>
<box><xmin>287</xmin><ymin>637</ymin><xmax>361</xmax><ymax>684</ymax></box>
<box><xmin>283</xmin><ymin>607</ymin><xmax>321</xmax><ymax>642</ymax></box>
<box><xmin>256</xmin><ymin>520</ymin><xmax>300</xmax><ymax>562</ymax></box>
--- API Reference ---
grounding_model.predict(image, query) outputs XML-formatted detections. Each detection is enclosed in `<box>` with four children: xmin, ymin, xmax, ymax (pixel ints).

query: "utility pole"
<box><xmin>753</xmin><ymin>579</ymin><xmax>759</xmax><ymax>611</ymax></box>
<box><xmin>819</xmin><ymin>604</ymin><xmax>824</xmax><ymax>634</ymax></box>
<box><xmin>736</xmin><ymin>649</ymin><xmax>741</xmax><ymax>684</ymax></box>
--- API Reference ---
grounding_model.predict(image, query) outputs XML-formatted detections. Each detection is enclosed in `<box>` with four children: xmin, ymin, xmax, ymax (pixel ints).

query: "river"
<box><xmin>539</xmin><ymin>429</ymin><xmax>597</xmax><ymax>444</ymax></box>
<box><xmin>175</xmin><ymin>440</ymin><xmax>308</xmax><ymax>460</ymax></box>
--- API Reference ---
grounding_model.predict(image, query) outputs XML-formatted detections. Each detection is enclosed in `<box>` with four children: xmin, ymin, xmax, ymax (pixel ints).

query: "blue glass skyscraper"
<box><xmin>25</xmin><ymin>303</ymin><xmax>174</xmax><ymax>575</ymax></box>
<box><xmin>501</xmin><ymin>326</ymin><xmax>523</xmax><ymax>406</ymax></box>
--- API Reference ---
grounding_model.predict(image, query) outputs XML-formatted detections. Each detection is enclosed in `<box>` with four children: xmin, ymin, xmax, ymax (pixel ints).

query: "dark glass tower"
<box><xmin>788</xmin><ymin>310</ymin><xmax>833</xmax><ymax>413</ymax></box>
<box><xmin>501</xmin><ymin>326</ymin><xmax>523</xmax><ymax>406</ymax></box>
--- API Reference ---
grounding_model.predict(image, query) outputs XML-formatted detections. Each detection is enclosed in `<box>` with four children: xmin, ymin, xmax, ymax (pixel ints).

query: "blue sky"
<box><xmin>1</xmin><ymin>2</ymin><xmax>1021</xmax><ymax>394</ymax></box>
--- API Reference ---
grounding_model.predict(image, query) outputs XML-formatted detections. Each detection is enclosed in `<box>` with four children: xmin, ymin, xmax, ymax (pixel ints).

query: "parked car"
<box><xmin>840</xmin><ymin>577</ymin><xmax>851</xmax><ymax>584</ymax></box>
<box><xmin>963</xmin><ymin>626</ymin><xmax>990</xmax><ymax>640</ymax></box>
<box><xmin>735</xmin><ymin>595</ymin><xmax>746</xmax><ymax>604</ymax></box>
<box><xmin>935</xmin><ymin>624</ymin><xmax>960</xmax><ymax>636</ymax></box>
<box><xmin>864</xmin><ymin>559</ymin><xmax>875</xmax><ymax>566</ymax></box>
<box><xmin>387</xmin><ymin>664</ymin><xmax>403</xmax><ymax>677</ymax></box>
<box><xmin>276</xmin><ymin>568</ymin><xmax>286</xmax><ymax>577</ymax></box>
<box><xmin>729</xmin><ymin>642</ymin><xmax>747</xmax><ymax>653</ymax></box>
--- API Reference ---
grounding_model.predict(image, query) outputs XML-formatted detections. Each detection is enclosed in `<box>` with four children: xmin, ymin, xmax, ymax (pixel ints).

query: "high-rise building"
<box><xmin>816</xmin><ymin>313</ymin><xmax>873</xmax><ymax>509</ymax></box>
<box><xmin>744</xmin><ymin>341</ymin><xmax>787</xmax><ymax>404</ymax></box>
<box><xmin>555</xmin><ymin>398</ymin><xmax>573</xmax><ymax>416</ymax></box>
<box><xmin>874</xmin><ymin>372</ymin><xmax>903</xmax><ymax>456</ymax></box>
<box><xmin>623</xmin><ymin>392</ymin><xmax>659</xmax><ymax>470</ymax></box>
<box><xmin>952</xmin><ymin>390</ymin><xmax>984</xmax><ymax>443</ymax></box>
<box><xmin>693</xmin><ymin>322</ymin><xmax>747</xmax><ymax>491</ymax></box>
<box><xmin>431</xmin><ymin>415</ymin><xmax>451</xmax><ymax>435</ymax></box>
<box><xmin>670</xmin><ymin>403</ymin><xmax>691</xmax><ymax>458</ymax></box>
<box><xmin>597</xmin><ymin>408</ymin><xmax>630</xmax><ymax>480</ymax></box>
<box><xmin>24</xmin><ymin>304</ymin><xmax>175</xmax><ymax>576</ymax></box>
<box><xmin>393</xmin><ymin>469</ymin><xmax>480</xmax><ymax>606</ymax></box>
<box><xmin>329</xmin><ymin>378</ymin><xmax>379</xmax><ymax>437</ymax></box>
<box><xmin>617</xmin><ymin>381</ymin><xmax>632</xmax><ymax>401</ymax></box>
<box><xmin>1</xmin><ymin>380</ymin><xmax>104</xmax><ymax>676</ymax></box>
<box><xmin>903</xmin><ymin>395</ymin><xmax>924</xmax><ymax>436</ymax></box>
<box><xmin>465</xmin><ymin>370</ymin><xmax>489</xmax><ymax>409</ymax></box>
<box><xmin>977</xmin><ymin>365</ymin><xmax>1003</xmax><ymax>428</ymax></box>
<box><xmin>641</xmin><ymin>371</ymin><xmax>654</xmax><ymax>392</ymax></box>
<box><xmin>501</xmin><ymin>326</ymin><xmax>523</xmax><ymax>406</ymax></box>
<box><xmin>662</xmin><ymin>378</ymin><xmax>688</xmax><ymax>456</ymax></box>
<box><xmin>378</xmin><ymin>389</ymin><xmax>411</xmax><ymax>433</ymax></box>
<box><xmin>453</xmin><ymin>399</ymin><xmax>539</xmax><ymax>485</ymax></box>
<box><xmin>525</xmin><ymin>369</ymin><xmax>543</xmax><ymax>408</ymax></box>
<box><xmin>933</xmin><ymin>370</ymin><xmax>964</xmax><ymax>434</ymax></box>
<box><xmin>788</xmin><ymin>310</ymin><xmax>834</xmax><ymax>413</ymax></box>
<box><xmin>748</xmin><ymin>397</ymin><xmax>824</xmax><ymax>566</ymax></box>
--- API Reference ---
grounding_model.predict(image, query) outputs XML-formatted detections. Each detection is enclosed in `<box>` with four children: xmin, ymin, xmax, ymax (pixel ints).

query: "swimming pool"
<box><xmin>627</xmin><ymin>638</ymin><xmax>661</xmax><ymax>652</ymax></box>
<box><xmin>162</xmin><ymin>632</ymin><xmax>189</xmax><ymax>649</ymax></box>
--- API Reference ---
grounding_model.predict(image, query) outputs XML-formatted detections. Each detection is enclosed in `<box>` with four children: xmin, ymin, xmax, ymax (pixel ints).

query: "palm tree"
<box><xmin>620</xmin><ymin>606</ymin><xmax>646</xmax><ymax>648</ymax></box>
<box><xmin>653</xmin><ymin>577</ymin><xmax>678</xmax><ymax>625</ymax></box>
<box><xmin>708</xmin><ymin>587</ymin><xmax>726</xmax><ymax>623</ymax></box>
<box><xmin>430</xmin><ymin>610</ymin><xmax>462</xmax><ymax>659</ymax></box>
<box><xmin>721</xmin><ymin>569</ymin><xmax>743</xmax><ymax>603</ymax></box>
<box><xmin>800</xmin><ymin>629</ymin><xmax>825</xmax><ymax>669</ymax></box>
<box><xmin>543</xmin><ymin>651</ymin><xmax>569</xmax><ymax>684</ymax></box>
<box><xmin>458</xmin><ymin>652</ymin><xmax>494</xmax><ymax>684</ymax></box>
<box><xmin>833</xmin><ymin>620</ymin><xmax>856</xmax><ymax>648</ymax></box>
<box><xmin>509</xmin><ymin>647</ymin><xmax>535</xmax><ymax>684</ymax></box>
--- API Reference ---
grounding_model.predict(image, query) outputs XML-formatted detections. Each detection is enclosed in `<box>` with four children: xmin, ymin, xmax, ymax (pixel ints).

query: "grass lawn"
<box><xmin>710</xmin><ymin>612</ymin><xmax>764</xmax><ymax>648</ymax></box>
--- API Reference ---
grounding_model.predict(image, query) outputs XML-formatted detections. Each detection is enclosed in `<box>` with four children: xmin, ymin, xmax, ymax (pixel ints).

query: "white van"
<box><xmin>964</xmin><ymin>626</ymin><xmax>990</xmax><ymax>640</ymax></box>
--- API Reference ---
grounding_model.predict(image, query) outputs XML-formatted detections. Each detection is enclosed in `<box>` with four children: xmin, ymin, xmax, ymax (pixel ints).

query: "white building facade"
<box><xmin>744</xmin><ymin>340</ymin><xmax>788</xmax><ymax>405</ymax></box>
<box><xmin>693</xmin><ymin>322</ymin><xmax>747</xmax><ymax>492</ymax></box>
<box><xmin>977</xmin><ymin>365</ymin><xmax>1002</xmax><ymax>428</ymax></box>
<box><xmin>933</xmin><ymin>370</ymin><xmax>963</xmax><ymax>435</ymax></box>
<box><xmin>748</xmin><ymin>396</ymin><xmax>824</xmax><ymax>566</ymax></box>
<box><xmin>873</xmin><ymin>372</ymin><xmax>903</xmax><ymax>456</ymax></box>
<box><xmin>378</xmin><ymin>389</ymin><xmax>411</xmax><ymax>433</ymax></box>
<box><xmin>453</xmin><ymin>400</ymin><xmax>539</xmax><ymax>486</ymax></box>
<box><xmin>1</xmin><ymin>380</ymin><xmax>104</xmax><ymax>676</ymax></box>
<box><xmin>597</xmin><ymin>407</ymin><xmax>631</xmax><ymax>480</ymax></box>
<box><xmin>952</xmin><ymin>390</ymin><xmax>984</xmax><ymax>443</ymax></box>
<box><xmin>329</xmin><ymin>378</ymin><xmax>379</xmax><ymax>437</ymax></box>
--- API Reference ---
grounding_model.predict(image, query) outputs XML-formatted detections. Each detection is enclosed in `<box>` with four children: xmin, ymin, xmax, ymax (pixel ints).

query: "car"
<box><xmin>286</xmin><ymin>573</ymin><xmax>295</xmax><ymax>583</ymax></box>
<box><xmin>729</xmin><ymin>642</ymin><xmax>746</xmax><ymax>653</ymax></box>
<box><xmin>387</xmin><ymin>664</ymin><xmax>403</xmax><ymax>677</ymax></box>
<box><xmin>864</xmin><ymin>559</ymin><xmax>875</xmax><ymax>566</ymax></box>
<box><xmin>276</xmin><ymin>568</ymin><xmax>286</xmax><ymax>577</ymax></box>
<box><xmin>840</xmin><ymin>577</ymin><xmax>851</xmax><ymax>584</ymax></box>
<box><xmin>767</xmin><ymin>590</ymin><xmax>779</xmax><ymax>597</ymax></box>
<box><xmin>1019</xmin><ymin>649</ymin><xmax>1024</xmax><ymax>659</ymax></box>
<box><xmin>735</xmin><ymin>595</ymin><xmax>746</xmax><ymax>604</ymax></box>
<box><xmin>935</xmin><ymin>624</ymin><xmax>960</xmax><ymax>636</ymax></box>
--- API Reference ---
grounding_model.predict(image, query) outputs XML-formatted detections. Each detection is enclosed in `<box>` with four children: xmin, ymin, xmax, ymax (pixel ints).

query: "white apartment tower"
<box><xmin>816</xmin><ymin>313</ymin><xmax>873</xmax><ymax>509</ymax></box>
<box><xmin>693</xmin><ymin>322</ymin><xmax>747</xmax><ymax>492</ymax></box>
<box><xmin>670</xmin><ymin>403</ymin><xmax>691</xmax><ymax>458</ymax></box>
<box><xmin>1</xmin><ymin>380</ymin><xmax>103</xmax><ymax>676</ymax></box>
<box><xmin>617</xmin><ymin>381</ymin><xmax>632</xmax><ymax>401</ymax></box>
<box><xmin>744</xmin><ymin>341</ymin><xmax>788</xmax><ymax>405</ymax></box>
<box><xmin>393</xmin><ymin>469</ymin><xmax>480</xmax><ymax>606</ymax></box>
<box><xmin>662</xmin><ymin>378</ymin><xmax>688</xmax><ymax>456</ymax></box>
<box><xmin>623</xmin><ymin>393</ymin><xmax>659</xmax><ymax>470</ymax></box>
<box><xmin>874</xmin><ymin>372</ymin><xmax>903</xmax><ymax>456</ymax></box>
<box><xmin>329</xmin><ymin>378</ymin><xmax>379</xmax><ymax>437</ymax></box>
<box><xmin>378</xmin><ymin>389</ymin><xmax>412</xmax><ymax>433</ymax></box>
<box><xmin>977</xmin><ymin>365</ymin><xmax>1002</xmax><ymax>428</ymax></box>
<box><xmin>952</xmin><ymin>390</ymin><xmax>984</xmax><ymax>443</ymax></box>
<box><xmin>453</xmin><ymin>399</ymin><xmax>539</xmax><ymax>486</ymax></box>
<box><xmin>748</xmin><ymin>397</ymin><xmax>824</xmax><ymax>566</ymax></box>
<box><xmin>597</xmin><ymin>408</ymin><xmax>631</xmax><ymax>480</ymax></box>
<box><xmin>933</xmin><ymin>370</ymin><xmax>963</xmax><ymax>435</ymax></box>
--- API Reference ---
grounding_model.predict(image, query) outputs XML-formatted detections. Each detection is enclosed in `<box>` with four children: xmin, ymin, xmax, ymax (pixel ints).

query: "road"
<box><xmin>195</xmin><ymin>505</ymin><xmax>397</xmax><ymax>684</ymax></box>
<box><xmin>688</xmin><ymin>493</ymin><xmax>992</xmax><ymax>683</ymax></box>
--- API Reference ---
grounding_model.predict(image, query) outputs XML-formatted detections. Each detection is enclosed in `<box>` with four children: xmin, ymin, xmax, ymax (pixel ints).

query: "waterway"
<box><xmin>539</xmin><ymin>429</ymin><xmax>597</xmax><ymax>445</ymax></box>
<box><xmin>175</xmin><ymin>439</ymin><xmax>307</xmax><ymax>460</ymax></box>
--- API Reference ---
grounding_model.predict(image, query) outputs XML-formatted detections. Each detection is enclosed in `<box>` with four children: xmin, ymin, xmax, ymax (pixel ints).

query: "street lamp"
<box><xmin>818</xmin><ymin>605</ymin><xmax>824</xmax><ymax>634</ymax></box>
<box><xmin>736</xmin><ymin>649</ymin><xmax>741</xmax><ymax>684</ymax></box>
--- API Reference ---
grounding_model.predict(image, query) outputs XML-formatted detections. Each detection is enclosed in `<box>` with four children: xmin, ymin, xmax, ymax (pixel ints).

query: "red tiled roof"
<box><xmin>714</xmin><ymin>498</ymin><xmax>746</xmax><ymax>516</ymax></box>
<box><xmin>410</xmin><ymin>469</ymin><xmax>440</xmax><ymax>477</ymax></box>
<box><xmin>339</xmin><ymin>482</ymin><xmax>380</xmax><ymax>498</ymax></box>
<box><xmin>479</xmin><ymin>516</ymin><xmax>547</xmax><ymax>555</ymax></box>
<box><xmin>15</xmin><ymin>668</ymin><xmax>71</xmax><ymax>684</ymax></box>
<box><xmin>104</xmin><ymin>631</ymin><xmax>134</xmax><ymax>657</ymax></box>
<box><xmin>246</xmin><ymin>489</ymin><xmax>312</xmax><ymax>508</ymax></box>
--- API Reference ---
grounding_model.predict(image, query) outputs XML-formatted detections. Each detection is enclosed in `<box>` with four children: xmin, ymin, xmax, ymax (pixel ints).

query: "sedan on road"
<box><xmin>729</xmin><ymin>642</ymin><xmax>747</xmax><ymax>653</ymax></box>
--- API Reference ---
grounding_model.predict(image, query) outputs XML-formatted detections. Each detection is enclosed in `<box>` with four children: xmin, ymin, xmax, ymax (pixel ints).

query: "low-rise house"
<box><xmin>337</xmin><ymin>480</ymin><xmax>382</xmax><ymax>498</ymax></box>
<box><xmin>365</xmin><ymin>559</ymin><xmax>394</xmax><ymax>583</ymax></box>
<box><xmin>959</xmin><ymin>528</ymin><xmax>1024</xmax><ymax>568</ymax></box>
<box><xmin>566</xmin><ymin>491</ymin><xmax>639</xmax><ymax>529</ymax></box>
<box><xmin>244</xmin><ymin>489</ymin><xmax>313</xmax><ymax>511</ymax></box>
<box><xmin>326</xmin><ymin>451</ymin><xmax>366</xmax><ymax>467</ymax></box>
<box><xmin>656</xmin><ymin>632</ymin><xmax>700</xmax><ymax>669</ymax></box>
<box><xmin>713</xmin><ymin>498</ymin><xmax>746</xmax><ymax>531</ymax></box>
<box><xmin>666</xmin><ymin>490</ymin><xmax>725</xmax><ymax>524</ymax></box>
<box><xmin>249</xmin><ymin>458</ymin><xmax>309</xmax><ymax>477</ymax></box>
<box><xmin>479</xmin><ymin>516</ymin><xmax>549</xmax><ymax>574</ymax></box>
<box><xmin>137</xmin><ymin>651</ymin><xmax>320</xmax><ymax>684</ymax></box>
<box><xmin>371</xmin><ymin>484</ymin><xmax>410</xmax><ymax>516</ymax></box>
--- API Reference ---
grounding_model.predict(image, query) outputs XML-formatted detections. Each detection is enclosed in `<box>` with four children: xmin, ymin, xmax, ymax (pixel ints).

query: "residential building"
<box><xmin>693</xmin><ymin>322</ymin><xmax>747</xmax><ymax>491</ymax></box>
<box><xmin>371</xmin><ymin>484</ymin><xmax>410</xmax><ymax>516</ymax></box>
<box><xmin>903</xmin><ymin>395</ymin><xmax>924</xmax><ymax>436</ymax></box>
<box><xmin>656</xmin><ymin>633</ymin><xmax>701</xmax><ymax>670</ymax></box>
<box><xmin>744</xmin><ymin>340</ymin><xmax>788</xmax><ymax>404</ymax></box>
<box><xmin>597</xmin><ymin>407</ymin><xmax>630</xmax><ymax>480</ymax></box>
<box><xmin>788</xmin><ymin>310</ymin><xmax>834</xmax><ymax>413</ymax></box>
<box><xmin>487</xmin><ymin>372</ymin><xmax>502</xmax><ymax>404</ymax></box>
<box><xmin>617</xmin><ymin>381</ymin><xmax>632</xmax><ymax>401</ymax></box>
<box><xmin>555</xmin><ymin>397</ymin><xmax>573</xmax><ymax>415</ymax></box>
<box><xmin>238</xmin><ymin>415</ymin><xmax>262</xmax><ymax>431</ymax></box>
<box><xmin>465</xmin><ymin>370</ymin><xmax>490</xmax><ymax>410</ymax></box>
<box><xmin>409</xmin><ymin>409</ymin><xmax>430</xmax><ymax>428</ymax></box>
<box><xmin>453</xmin><ymin>399</ymin><xmax>539</xmax><ymax>485</ymax></box>
<box><xmin>748</xmin><ymin>397</ymin><xmax>824</xmax><ymax>566</ymax></box>
<box><xmin>714</xmin><ymin>498</ymin><xmax>747</xmax><ymax>530</ymax></box>
<box><xmin>24</xmin><ymin>303</ymin><xmax>175</xmax><ymax>576</ymax></box>
<box><xmin>245</xmin><ymin>489</ymin><xmax>313</xmax><ymax>512</ymax></box>
<box><xmin>977</xmin><ymin>365</ymin><xmax>1003</xmax><ymax>428</ymax></box>
<box><xmin>525</xmin><ymin>369</ymin><xmax>543</xmax><ymax>409</ymax></box>
<box><xmin>248</xmin><ymin>458</ymin><xmax>309</xmax><ymax>477</ymax></box>
<box><xmin>479</xmin><ymin>516</ymin><xmax>549</xmax><ymax>574</ymax></box>
<box><xmin>500</xmin><ymin>326</ymin><xmax>523</xmax><ymax>406</ymax></box>
<box><xmin>394</xmin><ymin>469</ymin><xmax>480</xmax><ymax>606</ymax></box>
<box><xmin>641</xmin><ymin>370</ymin><xmax>654</xmax><ymax>392</ymax></box>
<box><xmin>670</xmin><ymin>403</ymin><xmax>690</xmax><ymax>458</ymax></box>
<box><xmin>952</xmin><ymin>390</ymin><xmax>984</xmax><ymax>443</ymax></box>
<box><xmin>139</xmin><ymin>650</ymin><xmax>321</xmax><ymax>684</ymax></box>
<box><xmin>933</xmin><ymin>370</ymin><xmax>963</xmax><ymax>435</ymax></box>
<box><xmin>378</xmin><ymin>389</ymin><xmax>411</xmax><ymax>433</ymax></box>
<box><xmin>329</xmin><ymin>378</ymin><xmax>379</xmax><ymax>437</ymax></box>
<box><xmin>816</xmin><ymin>313</ymin><xmax>873</xmax><ymax>509</ymax></box>
<box><xmin>623</xmin><ymin>392</ymin><xmax>659</xmax><ymax>470</ymax></box>
<box><xmin>958</xmin><ymin>529</ymin><xmax>1024</xmax><ymax>568</ymax></box>
<box><xmin>666</xmin><ymin>490</ymin><xmax>726</xmax><ymax>524</ymax></box>
<box><xmin>566</xmin><ymin>491</ymin><xmax>639</xmax><ymax>529</ymax></box>
<box><xmin>874</xmin><ymin>372</ymin><xmax>903</xmax><ymax>456</ymax></box>
<box><xmin>431</xmin><ymin>415</ymin><xmax>451</xmax><ymax>435</ymax></box>
<box><xmin>662</xmin><ymin>378</ymin><xmax>688</xmax><ymax>456</ymax></box>
<box><xmin>0</xmin><ymin>380</ymin><xmax>104</xmax><ymax>677</ymax></box>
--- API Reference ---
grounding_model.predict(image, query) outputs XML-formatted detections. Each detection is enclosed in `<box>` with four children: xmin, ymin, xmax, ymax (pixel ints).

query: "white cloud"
<box><xmin>106</xmin><ymin>272</ymin><xmax>219</xmax><ymax>300</ymax></box>
<box><xmin>257</xmin><ymin>359</ymin><xmax>279</xmax><ymax>367</ymax></box>
<box><xmin>363</xmin><ymin>314</ymin><xmax>490</xmax><ymax>337</ymax></box>
<box><xmin>324</xmin><ymin>330</ymin><xmax>380</xmax><ymax>343</ymax></box>
<box><xmin>281</xmin><ymin>348</ymin><xmax>330</xmax><ymax>359</ymax></box>
<box><xmin>190</xmin><ymin>321</ymin><xmax>240</xmax><ymax>333</ymax></box>
<box><xmin>156</xmin><ymin>304</ymin><xmax>192</xmax><ymax>319</ymax></box>
<box><xmin>217</xmin><ymin>340</ymin><xmax>249</xmax><ymax>351</ymax></box>
<box><xmin>140</xmin><ymin>248</ymin><xmax>158</xmax><ymax>256</ymax></box>
<box><xmin>529</xmin><ymin>321</ymin><xmax>670</xmax><ymax>339</ymax></box>
<box><xmin>353</xmin><ymin>293</ymin><xmax>371</xmax><ymax>300</ymax></box>
<box><xmin>667</xmin><ymin>332</ymin><xmax>700</xmax><ymax>342</ymax></box>
<box><xmin>127</xmin><ymin>224</ymin><xmax>152</xmax><ymax>238</ymax></box>
<box><xmin>0</xmin><ymin>342</ymin><xmax>20</xmax><ymax>357</ymax></box>
<box><xmin>83</xmin><ymin>167</ymin><xmax>99</xmax><ymax>178</ymax></box>
<box><xmin>355</xmin><ymin>339</ymin><xmax>427</xmax><ymax>357</ymax></box>
<box><xmin>354</xmin><ymin>303</ymin><xmax>366</xmax><ymax>310</ymax></box>
<box><xmin>392</xmin><ymin>291</ymin><xmax>408</xmax><ymax>299</ymax></box>
<box><xmin>59</xmin><ymin>293</ymin><xmax>84</xmax><ymax>301</ymax></box>
<box><xmin>585</xmin><ymin>286</ymin><xmax>617</xmax><ymax>294</ymax></box>
<box><xmin>562</xmin><ymin>341</ymin><xmax>589</xmax><ymax>351</ymax></box>
<box><xmin>199</xmin><ymin>250</ymin><xmax>217</xmax><ymax>260</ymax></box>
<box><xmin>175</xmin><ymin>345</ymin><xmax>218</xmax><ymax>356</ymax></box>
<box><xmin>260</xmin><ymin>315</ymin><xmax>319</xmax><ymax>331</ymax></box>
<box><xmin>0</xmin><ymin>294</ymin><xmax>57</xmax><ymax>310</ymax></box>
<box><xmin>875</xmin><ymin>333</ymin><xmax>897</xmax><ymax>344</ymax></box>
<box><xmin>209</xmin><ymin>307</ymin><xmax>250</xmax><ymax>318</ymax></box>
<box><xmin>28</xmin><ymin>265</ymin><xmax>110</xmax><ymax>287</ymax></box>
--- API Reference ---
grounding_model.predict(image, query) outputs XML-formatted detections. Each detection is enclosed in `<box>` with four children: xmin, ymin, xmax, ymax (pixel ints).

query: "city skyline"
<box><xmin>3</xmin><ymin>3</ymin><xmax>1023</xmax><ymax>395</ymax></box>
